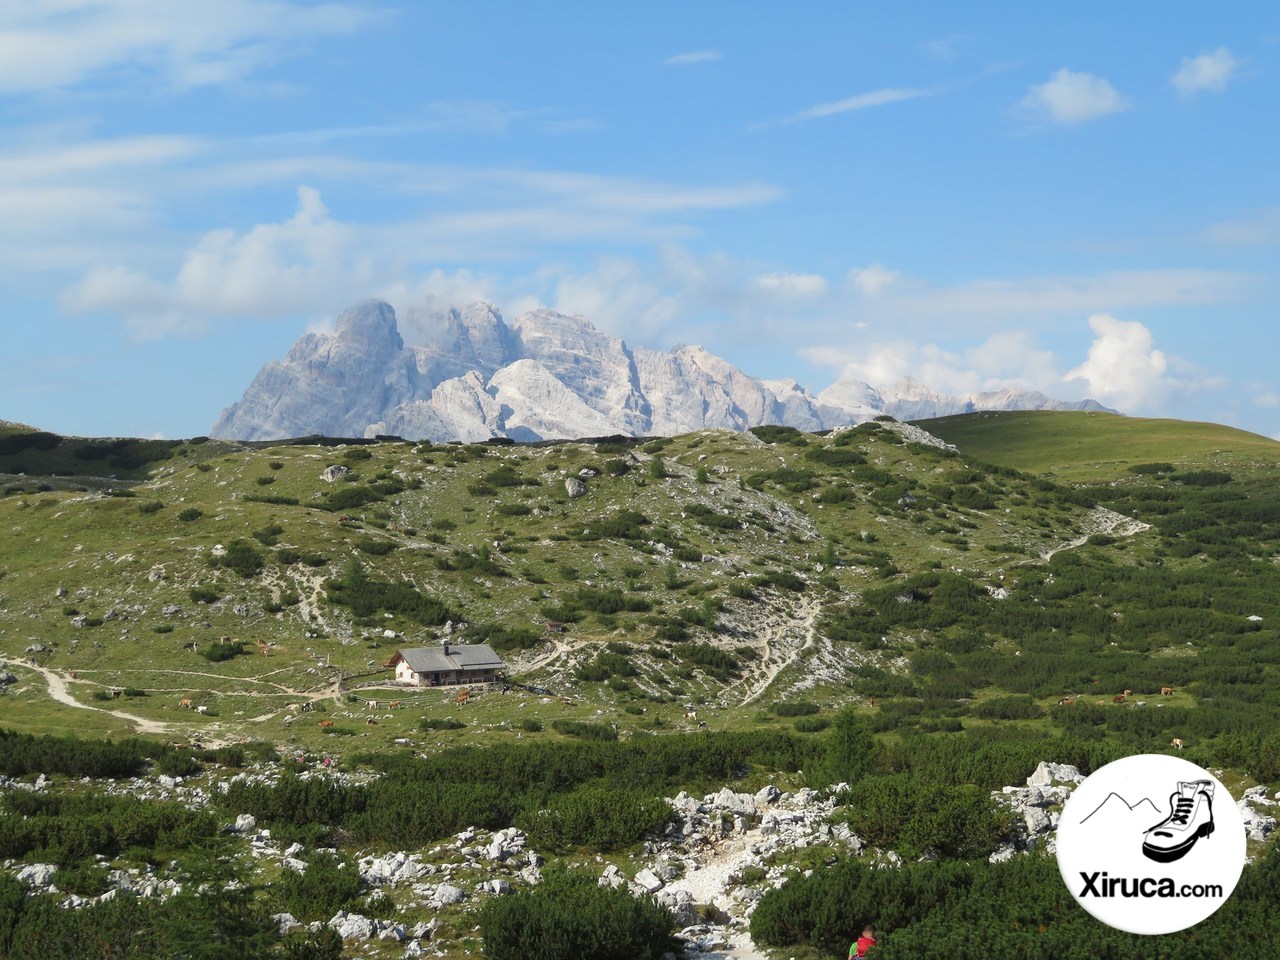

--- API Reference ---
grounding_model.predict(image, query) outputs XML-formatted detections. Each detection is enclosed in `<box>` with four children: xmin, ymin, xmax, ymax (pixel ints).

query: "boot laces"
<box><xmin>1170</xmin><ymin>796</ymin><xmax>1195</xmax><ymax>825</ymax></box>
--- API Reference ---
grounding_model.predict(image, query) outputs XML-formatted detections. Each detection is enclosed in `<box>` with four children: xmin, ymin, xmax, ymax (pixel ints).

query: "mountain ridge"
<box><xmin>212</xmin><ymin>298</ymin><xmax>1115</xmax><ymax>442</ymax></box>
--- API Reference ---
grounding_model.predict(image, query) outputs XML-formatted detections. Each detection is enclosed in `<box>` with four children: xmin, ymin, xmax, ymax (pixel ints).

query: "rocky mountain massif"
<box><xmin>212</xmin><ymin>300</ymin><xmax>1112</xmax><ymax>441</ymax></box>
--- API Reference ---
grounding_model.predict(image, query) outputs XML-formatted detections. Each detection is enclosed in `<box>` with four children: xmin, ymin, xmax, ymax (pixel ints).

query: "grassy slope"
<box><xmin>1</xmin><ymin>415</ymin><xmax>1278</xmax><ymax>765</ymax></box>
<box><xmin>917</xmin><ymin>410</ymin><xmax>1280</xmax><ymax>481</ymax></box>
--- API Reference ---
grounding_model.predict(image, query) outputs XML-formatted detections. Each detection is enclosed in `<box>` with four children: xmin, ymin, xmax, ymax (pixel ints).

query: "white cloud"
<box><xmin>756</xmin><ymin>272</ymin><xmax>827</xmax><ymax>298</ymax></box>
<box><xmin>802</xmin><ymin>330</ymin><xmax>1062</xmax><ymax>397</ymax></box>
<box><xmin>1171</xmin><ymin>47</ymin><xmax>1239</xmax><ymax>95</ymax></box>
<box><xmin>1021</xmin><ymin>69</ymin><xmax>1132</xmax><ymax>123</ymax></box>
<box><xmin>1254</xmin><ymin>391</ymin><xmax>1280</xmax><ymax>408</ymax></box>
<box><xmin>1065</xmin><ymin>314</ymin><xmax>1173</xmax><ymax>412</ymax></box>
<box><xmin>664</xmin><ymin>50</ymin><xmax>723</xmax><ymax>65</ymax></box>
<box><xmin>774</xmin><ymin>86</ymin><xmax>934</xmax><ymax>125</ymax></box>
<box><xmin>0</xmin><ymin>0</ymin><xmax>376</xmax><ymax>94</ymax></box>
<box><xmin>875</xmin><ymin>269</ymin><xmax>1252</xmax><ymax>323</ymax></box>
<box><xmin>848</xmin><ymin>264</ymin><xmax>899</xmax><ymax>296</ymax></box>
<box><xmin>64</xmin><ymin>185</ymin><xmax>366</xmax><ymax>336</ymax></box>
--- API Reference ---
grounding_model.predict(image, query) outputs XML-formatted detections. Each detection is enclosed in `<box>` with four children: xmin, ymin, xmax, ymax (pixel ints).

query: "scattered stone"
<box><xmin>273</xmin><ymin>913</ymin><xmax>302</xmax><ymax>935</ymax></box>
<box><xmin>328</xmin><ymin>911</ymin><xmax>375</xmax><ymax>940</ymax></box>
<box><xmin>1026</xmin><ymin>761</ymin><xmax>1084</xmax><ymax>787</ymax></box>
<box><xmin>1239</xmin><ymin>801</ymin><xmax>1277</xmax><ymax>842</ymax></box>
<box><xmin>17</xmin><ymin>864</ymin><xmax>56</xmax><ymax>889</ymax></box>
<box><xmin>633</xmin><ymin>868</ymin><xmax>665</xmax><ymax>893</ymax></box>
<box><xmin>162</xmin><ymin>604</ymin><xmax>182</xmax><ymax>617</ymax></box>
<box><xmin>754</xmin><ymin>784</ymin><xmax>781</xmax><ymax>806</ymax></box>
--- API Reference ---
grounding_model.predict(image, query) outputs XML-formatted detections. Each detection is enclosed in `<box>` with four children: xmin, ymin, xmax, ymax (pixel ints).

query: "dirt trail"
<box><xmin>0</xmin><ymin>656</ymin><xmax>177</xmax><ymax>737</ymax></box>
<box><xmin>1041</xmin><ymin>506</ymin><xmax>1151</xmax><ymax>560</ymax></box>
<box><xmin>738</xmin><ymin>595</ymin><xmax>820</xmax><ymax>706</ymax></box>
<box><xmin>512</xmin><ymin>637</ymin><xmax>572</xmax><ymax>675</ymax></box>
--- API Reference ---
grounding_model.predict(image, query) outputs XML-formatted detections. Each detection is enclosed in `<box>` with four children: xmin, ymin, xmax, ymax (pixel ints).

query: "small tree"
<box><xmin>821</xmin><ymin>707</ymin><xmax>880</xmax><ymax>786</ymax></box>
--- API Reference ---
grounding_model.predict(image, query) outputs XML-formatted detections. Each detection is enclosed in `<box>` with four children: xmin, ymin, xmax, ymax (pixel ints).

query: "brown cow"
<box><xmin>178</xmin><ymin>697</ymin><xmax>193</xmax><ymax>709</ymax></box>
<box><xmin>1113</xmin><ymin>694</ymin><xmax>1127</xmax><ymax>704</ymax></box>
<box><xmin>319</xmin><ymin>719</ymin><xmax>334</xmax><ymax>729</ymax></box>
<box><xmin>1058</xmin><ymin>697</ymin><xmax>1076</xmax><ymax>706</ymax></box>
<box><xmin>388</xmin><ymin>700</ymin><xmax>401</xmax><ymax>710</ymax></box>
<box><xmin>1171</xmin><ymin>738</ymin><xmax>1184</xmax><ymax>750</ymax></box>
<box><xmin>1161</xmin><ymin>687</ymin><xmax>1175</xmax><ymax>697</ymax></box>
<box><xmin>366</xmin><ymin>717</ymin><xmax>378</xmax><ymax>726</ymax></box>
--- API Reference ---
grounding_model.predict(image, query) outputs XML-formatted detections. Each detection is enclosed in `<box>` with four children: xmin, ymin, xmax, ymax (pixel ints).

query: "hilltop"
<box><xmin>918</xmin><ymin>410</ymin><xmax>1280</xmax><ymax>481</ymax></box>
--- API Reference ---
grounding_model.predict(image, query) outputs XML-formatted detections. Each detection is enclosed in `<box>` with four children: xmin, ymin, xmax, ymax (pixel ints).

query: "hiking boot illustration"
<box><xmin>1143</xmin><ymin>780</ymin><xmax>1215</xmax><ymax>863</ymax></box>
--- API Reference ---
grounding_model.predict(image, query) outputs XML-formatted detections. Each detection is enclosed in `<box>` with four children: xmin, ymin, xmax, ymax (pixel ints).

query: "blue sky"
<box><xmin>1</xmin><ymin>1</ymin><xmax>1278</xmax><ymax>439</ymax></box>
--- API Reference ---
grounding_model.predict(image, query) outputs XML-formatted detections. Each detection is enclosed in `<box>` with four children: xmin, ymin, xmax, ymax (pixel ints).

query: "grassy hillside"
<box><xmin>4</xmin><ymin>414</ymin><xmax>1280</xmax><ymax>960</ymax></box>
<box><xmin>918</xmin><ymin>410</ymin><xmax>1280</xmax><ymax>481</ymax></box>
<box><xmin>0</xmin><ymin>414</ymin><xmax>1277</xmax><ymax>768</ymax></box>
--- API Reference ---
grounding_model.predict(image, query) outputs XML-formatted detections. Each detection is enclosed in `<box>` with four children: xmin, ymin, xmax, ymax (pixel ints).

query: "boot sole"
<box><xmin>1142</xmin><ymin>821</ymin><xmax>1214</xmax><ymax>863</ymax></box>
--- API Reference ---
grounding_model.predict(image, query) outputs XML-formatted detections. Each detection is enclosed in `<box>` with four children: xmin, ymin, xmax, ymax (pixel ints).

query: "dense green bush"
<box><xmin>753</xmin><ymin>845</ymin><xmax>1280</xmax><ymax>959</ymax></box>
<box><xmin>481</xmin><ymin>870</ymin><xmax>675</xmax><ymax>960</ymax></box>
<box><xmin>972</xmin><ymin>696</ymin><xmax>1044</xmax><ymax>720</ymax></box>
<box><xmin>327</xmin><ymin>559</ymin><xmax>452</xmax><ymax>625</ymax></box>
<box><xmin>420</xmin><ymin>718</ymin><xmax>466</xmax><ymax>731</ymax></box>
<box><xmin>551</xmin><ymin>719</ymin><xmax>617</xmax><ymax>741</ymax></box>
<box><xmin>518</xmin><ymin>786</ymin><xmax>669</xmax><ymax>852</ymax></box>
<box><xmin>200</xmin><ymin>638</ymin><xmax>245</xmax><ymax>662</ymax></box>
<box><xmin>836</xmin><ymin>773</ymin><xmax>1012</xmax><ymax>859</ymax></box>
<box><xmin>208</xmin><ymin>539</ymin><xmax>265</xmax><ymax>578</ymax></box>
<box><xmin>272</xmin><ymin>853</ymin><xmax>364</xmax><ymax>922</ymax></box>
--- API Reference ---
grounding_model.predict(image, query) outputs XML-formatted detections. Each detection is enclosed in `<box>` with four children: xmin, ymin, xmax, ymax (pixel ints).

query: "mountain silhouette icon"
<box><xmin>1080</xmin><ymin>792</ymin><xmax>1162</xmax><ymax>826</ymax></box>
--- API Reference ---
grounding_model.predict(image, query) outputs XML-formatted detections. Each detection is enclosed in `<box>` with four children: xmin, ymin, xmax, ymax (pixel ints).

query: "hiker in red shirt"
<box><xmin>849</xmin><ymin>925</ymin><xmax>877</xmax><ymax>958</ymax></box>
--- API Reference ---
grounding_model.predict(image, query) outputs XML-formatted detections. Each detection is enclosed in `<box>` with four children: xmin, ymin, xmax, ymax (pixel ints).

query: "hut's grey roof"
<box><xmin>396</xmin><ymin>644</ymin><xmax>506</xmax><ymax>674</ymax></box>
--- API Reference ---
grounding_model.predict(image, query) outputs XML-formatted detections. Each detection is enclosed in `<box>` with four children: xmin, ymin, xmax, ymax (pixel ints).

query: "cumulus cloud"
<box><xmin>1171</xmin><ymin>47</ymin><xmax>1239</xmax><ymax>95</ymax></box>
<box><xmin>802</xmin><ymin>330</ymin><xmax>1062</xmax><ymax>397</ymax></box>
<box><xmin>848</xmin><ymin>264</ymin><xmax>899</xmax><ymax>296</ymax></box>
<box><xmin>0</xmin><ymin>0</ymin><xmax>377</xmax><ymax>94</ymax></box>
<box><xmin>664</xmin><ymin>50</ymin><xmax>723</xmax><ymax>65</ymax></box>
<box><xmin>64</xmin><ymin>185</ymin><xmax>366</xmax><ymax>336</ymax></box>
<box><xmin>1021</xmin><ymin>69</ymin><xmax>1132</xmax><ymax>123</ymax></box>
<box><xmin>1065</xmin><ymin>314</ymin><xmax>1175</xmax><ymax>412</ymax></box>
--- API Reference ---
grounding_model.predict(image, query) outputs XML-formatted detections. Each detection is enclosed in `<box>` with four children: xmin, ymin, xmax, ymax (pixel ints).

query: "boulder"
<box><xmin>633</xmin><ymin>868</ymin><xmax>664</xmax><ymax>893</ymax></box>
<box><xmin>1239</xmin><ymin>801</ymin><xmax>1277</xmax><ymax>842</ymax></box>
<box><xmin>17</xmin><ymin>863</ymin><xmax>57</xmax><ymax>888</ymax></box>
<box><xmin>233</xmin><ymin>814</ymin><xmax>257</xmax><ymax>834</ymax></box>
<box><xmin>321</xmin><ymin>465</ymin><xmax>350</xmax><ymax>483</ymax></box>
<box><xmin>430</xmin><ymin>883</ymin><xmax>466</xmax><ymax>907</ymax></box>
<box><xmin>564</xmin><ymin>477</ymin><xmax>588</xmax><ymax>498</ymax></box>
<box><xmin>272</xmin><ymin>913</ymin><xmax>302</xmax><ymax>935</ymax></box>
<box><xmin>708</xmin><ymin>787</ymin><xmax>756</xmax><ymax>816</ymax></box>
<box><xmin>328</xmin><ymin>911</ymin><xmax>375</xmax><ymax>940</ymax></box>
<box><xmin>754</xmin><ymin>784</ymin><xmax>781</xmax><ymax>806</ymax></box>
<box><xmin>1026</xmin><ymin>761</ymin><xmax>1084</xmax><ymax>787</ymax></box>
